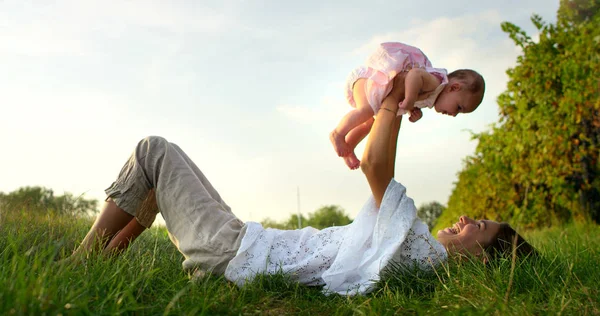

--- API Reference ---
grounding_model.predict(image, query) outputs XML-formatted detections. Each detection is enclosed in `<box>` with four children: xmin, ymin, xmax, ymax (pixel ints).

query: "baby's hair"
<box><xmin>448</xmin><ymin>69</ymin><xmax>485</xmax><ymax>98</ymax></box>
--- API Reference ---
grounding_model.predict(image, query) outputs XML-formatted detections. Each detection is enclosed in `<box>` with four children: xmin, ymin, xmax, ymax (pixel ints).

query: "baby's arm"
<box><xmin>402</xmin><ymin>68</ymin><xmax>442</xmax><ymax>112</ymax></box>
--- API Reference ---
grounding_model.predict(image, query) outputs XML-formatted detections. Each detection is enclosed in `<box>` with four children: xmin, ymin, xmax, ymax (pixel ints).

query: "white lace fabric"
<box><xmin>224</xmin><ymin>180</ymin><xmax>448</xmax><ymax>295</ymax></box>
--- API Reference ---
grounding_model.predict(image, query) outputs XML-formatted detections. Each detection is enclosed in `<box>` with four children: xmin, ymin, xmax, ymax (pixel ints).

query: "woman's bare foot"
<box><xmin>343</xmin><ymin>152</ymin><xmax>361</xmax><ymax>170</ymax></box>
<box><xmin>330</xmin><ymin>130</ymin><xmax>351</xmax><ymax>157</ymax></box>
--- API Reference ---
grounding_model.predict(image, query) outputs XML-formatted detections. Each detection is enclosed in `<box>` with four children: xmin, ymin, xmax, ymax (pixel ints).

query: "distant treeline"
<box><xmin>0</xmin><ymin>186</ymin><xmax>98</xmax><ymax>216</ymax></box>
<box><xmin>261</xmin><ymin>202</ymin><xmax>446</xmax><ymax>231</ymax></box>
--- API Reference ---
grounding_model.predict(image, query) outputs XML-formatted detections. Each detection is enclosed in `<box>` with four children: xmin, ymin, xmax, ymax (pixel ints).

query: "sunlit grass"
<box><xmin>1</xmin><ymin>209</ymin><xmax>598</xmax><ymax>315</ymax></box>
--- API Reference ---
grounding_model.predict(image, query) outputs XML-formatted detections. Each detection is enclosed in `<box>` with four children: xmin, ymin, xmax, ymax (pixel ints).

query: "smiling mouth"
<box><xmin>444</xmin><ymin>225</ymin><xmax>460</xmax><ymax>234</ymax></box>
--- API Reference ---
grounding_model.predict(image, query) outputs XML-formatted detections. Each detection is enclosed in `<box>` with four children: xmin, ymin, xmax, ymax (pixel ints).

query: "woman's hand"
<box><xmin>409</xmin><ymin>108</ymin><xmax>423</xmax><ymax>122</ymax></box>
<box><xmin>392</xmin><ymin>71</ymin><xmax>424</xmax><ymax>123</ymax></box>
<box><xmin>104</xmin><ymin>218</ymin><xmax>147</xmax><ymax>256</ymax></box>
<box><xmin>391</xmin><ymin>72</ymin><xmax>407</xmax><ymax>101</ymax></box>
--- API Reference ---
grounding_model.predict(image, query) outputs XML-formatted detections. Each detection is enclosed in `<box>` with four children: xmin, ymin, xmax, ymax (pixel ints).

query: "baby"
<box><xmin>330</xmin><ymin>42</ymin><xmax>486</xmax><ymax>169</ymax></box>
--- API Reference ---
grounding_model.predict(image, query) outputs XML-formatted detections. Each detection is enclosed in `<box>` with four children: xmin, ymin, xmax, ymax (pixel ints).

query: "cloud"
<box><xmin>87</xmin><ymin>1</ymin><xmax>233</xmax><ymax>34</ymax></box>
<box><xmin>0</xmin><ymin>17</ymin><xmax>87</xmax><ymax>57</ymax></box>
<box><xmin>276</xmin><ymin>104</ymin><xmax>321</xmax><ymax>122</ymax></box>
<box><xmin>352</xmin><ymin>10</ymin><xmax>504</xmax><ymax>68</ymax></box>
<box><xmin>0</xmin><ymin>1</ymin><xmax>235</xmax><ymax>57</ymax></box>
<box><xmin>276</xmin><ymin>92</ymin><xmax>349</xmax><ymax>124</ymax></box>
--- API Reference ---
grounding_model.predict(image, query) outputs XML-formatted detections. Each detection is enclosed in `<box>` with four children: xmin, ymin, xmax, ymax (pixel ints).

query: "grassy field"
<box><xmin>1</xmin><ymin>210</ymin><xmax>598</xmax><ymax>315</ymax></box>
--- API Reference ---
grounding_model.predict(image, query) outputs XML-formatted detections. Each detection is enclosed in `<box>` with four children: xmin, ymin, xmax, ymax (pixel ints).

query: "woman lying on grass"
<box><xmin>66</xmin><ymin>73</ymin><xmax>536</xmax><ymax>295</ymax></box>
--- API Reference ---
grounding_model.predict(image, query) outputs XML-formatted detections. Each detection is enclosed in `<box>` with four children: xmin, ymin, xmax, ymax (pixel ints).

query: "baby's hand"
<box><xmin>408</xmin><ymin>108</ymin><xmax>423</xmax><ymax>122</ymax></box>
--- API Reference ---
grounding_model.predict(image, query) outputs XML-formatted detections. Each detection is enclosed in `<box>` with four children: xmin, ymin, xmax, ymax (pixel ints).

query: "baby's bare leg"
<box><xmin>343</xmin><ymin>117</ymin><xmax>374</xmax><ymax>170</ymax></box>
<box><xmin>346</xmin><ymin>117</ymin><xmax>374</xmax><ymax>149</ymax></box>
<box><xmin>330</xmin><ymin>107</ymin><xmax>374</xmax><ymax>157</ymax></box>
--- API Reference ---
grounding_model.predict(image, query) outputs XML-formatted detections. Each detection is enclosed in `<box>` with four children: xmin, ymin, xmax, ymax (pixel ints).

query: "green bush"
<box><xmin>436</xmin><ymin>0</ymin><xmax>600</xmax><ymax>231</ymax></box>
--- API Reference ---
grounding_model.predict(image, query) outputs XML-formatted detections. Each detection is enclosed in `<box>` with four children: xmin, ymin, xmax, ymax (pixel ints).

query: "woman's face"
<box><xmin>437</xmin><ymin>215</ymin><xmax>502</xmax><ymax>257</ymax></box>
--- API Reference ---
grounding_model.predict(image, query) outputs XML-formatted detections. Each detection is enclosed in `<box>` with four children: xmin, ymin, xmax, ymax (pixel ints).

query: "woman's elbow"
<box><xmin>360</xmin><ymin>158</ymin><xmax>373</xmax><ymax>175</ymax></box>
<box><xmin>361</xmin><ymin>159</ymin><xmax>387</xmax><ymax>178</ymax></box>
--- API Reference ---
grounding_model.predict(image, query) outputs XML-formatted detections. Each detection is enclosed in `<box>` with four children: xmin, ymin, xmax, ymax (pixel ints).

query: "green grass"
<box><xmin>1</xmin><ymin>210</ymin><xmax>599</xmax><ymax>315</ymax></box>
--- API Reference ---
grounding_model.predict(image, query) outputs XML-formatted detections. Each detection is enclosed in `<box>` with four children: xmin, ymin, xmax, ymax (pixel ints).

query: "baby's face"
<box><xmin>434</xmin><ymin>83</ymin><xmax>480</xmax><ymax>117</ymax></box>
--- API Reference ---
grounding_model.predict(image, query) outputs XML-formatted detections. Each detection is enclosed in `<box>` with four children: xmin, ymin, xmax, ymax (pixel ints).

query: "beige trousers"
<box><xmin>105</xmin><ymin>136</ymin><xmax>246</xmax><ymax>274</ymax></box>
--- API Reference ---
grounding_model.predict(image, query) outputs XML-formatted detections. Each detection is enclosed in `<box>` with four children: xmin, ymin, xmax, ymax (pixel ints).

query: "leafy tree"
<box><xmin>306</xmin><ymin>205</ymin><xmax>352</xmax><ymax>229</ymax></box>
<box><xmin>284</xmin><ymin>214</ymin><xmax>309</xmax><ymax>229</ymax></box>
<box><xmin>417</xmin><ymin>202</ymin><xmax>445</xmax><ymax>230</ymax></box>
<box><xmin>0</xmin><ymin>186</ymin><xmax>98</xmax><ymax>216</ymax></box>
<box><xmin>435</xmin><ymin>1</ymin><xmax>600</xmax><ymax>231</ymax></box>
<box><xmin>558</xmin><ymin>0</ymin><xmax>600</xmax><ymax>24</ymax></box>
<box><xmin>260</xmin><ymin>214</ymin><xmax>308</xmax><ymax>230</ymax></box>
<box><xmin>261</xmin><ymin>205</ymin><xmax>351</xmax><ymax>230</ymax></box>
<box><xmin>259</xmin><ymin>218</ymin><xmax>288</xmax><ymax>230</ymax></box>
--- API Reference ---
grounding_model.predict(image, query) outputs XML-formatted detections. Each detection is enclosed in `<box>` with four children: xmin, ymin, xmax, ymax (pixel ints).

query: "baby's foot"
<box><xmin>343</xmin><ymin>152</ymin><xmax>361</xmax><ymax>170</ymax></box>
<box><xmin>330</xmin><ymin>130</ymin><xmax>351</xmax><ymax>157</ymax></box>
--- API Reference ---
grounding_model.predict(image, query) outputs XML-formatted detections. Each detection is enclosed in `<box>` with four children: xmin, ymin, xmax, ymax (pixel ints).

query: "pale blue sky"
<box><xmin>0</xmin><ymin>0</ymin><xmax>559</xmax><ymax>224</ymax></box>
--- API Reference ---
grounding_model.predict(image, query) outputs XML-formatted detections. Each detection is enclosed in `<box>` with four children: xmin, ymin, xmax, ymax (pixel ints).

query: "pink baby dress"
<box><xmin>345</xmin><ymin>42</ymin><xmax>449</xmax><ymax>115</ymax></box>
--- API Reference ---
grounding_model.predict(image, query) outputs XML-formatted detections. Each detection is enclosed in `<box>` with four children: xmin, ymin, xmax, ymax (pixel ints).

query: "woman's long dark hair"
<box><xmin>484</xmin><ymin>223</ymin><xmax>538</xmax><ymax>259</ymax></box>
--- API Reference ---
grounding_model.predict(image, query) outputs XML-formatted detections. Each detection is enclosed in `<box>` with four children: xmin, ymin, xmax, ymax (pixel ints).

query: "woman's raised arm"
<box><xmin>360</xmin><ymin>75</ymin><xmax>405</xmax><ymax>206</ymax></box>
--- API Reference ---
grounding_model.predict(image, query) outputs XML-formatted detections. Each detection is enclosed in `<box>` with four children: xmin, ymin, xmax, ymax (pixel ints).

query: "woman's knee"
<box><xmin>137</xmin><ymin>136</ymin><xmax>170</xmax><ymax>156</ymax></box>
<box><xmin>142</xmin><ymin>135</ymin><xmax>168</xmax><ymax>145</ymax></box>
<box><xmin>140</xmin><ymin>135</ymin><xmax>169</xmax><ymax>148</ymax></box>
